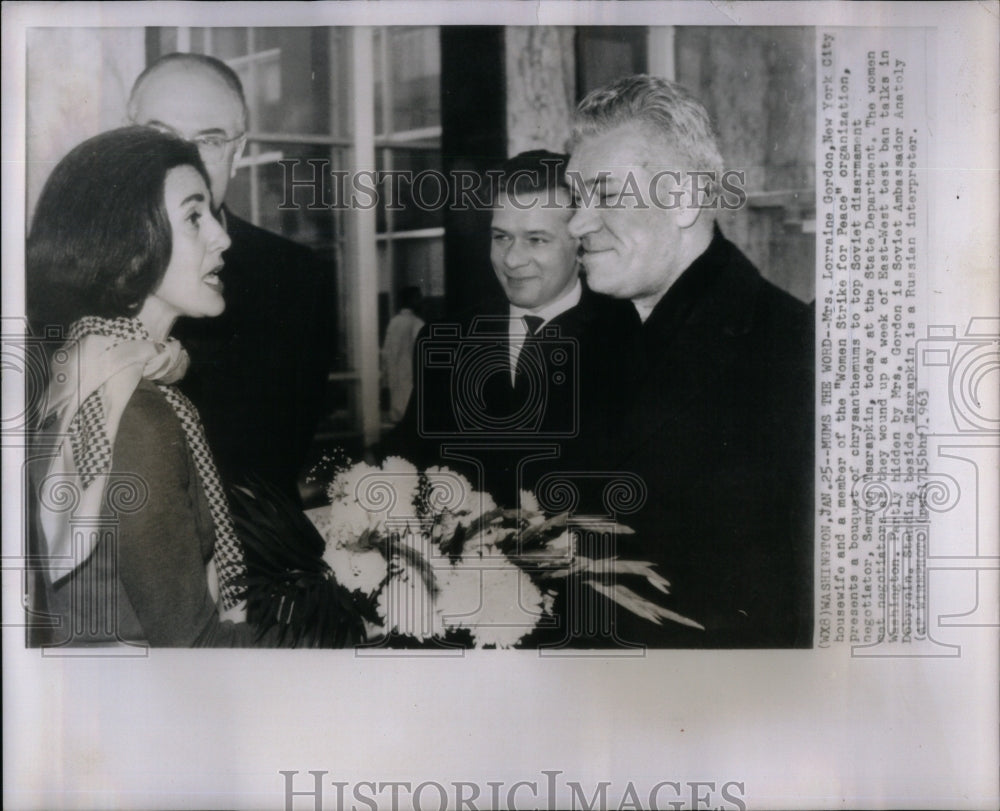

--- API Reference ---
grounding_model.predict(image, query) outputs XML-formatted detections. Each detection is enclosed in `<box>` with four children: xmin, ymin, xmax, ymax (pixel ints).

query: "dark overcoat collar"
<box><xmin>613</xmin><ymin>225</ymin><xmax>766</xmax><ymax>463</ymax></box>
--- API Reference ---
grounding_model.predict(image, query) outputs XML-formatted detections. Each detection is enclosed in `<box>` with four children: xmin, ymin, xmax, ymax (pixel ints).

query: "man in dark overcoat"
<box><xmin>563</xmin><ymin>75</ymin><xmax>814</xmax><ymax>648</ymax></box>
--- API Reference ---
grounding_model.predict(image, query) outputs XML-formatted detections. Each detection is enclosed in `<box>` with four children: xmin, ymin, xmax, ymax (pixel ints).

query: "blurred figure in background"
<box><xmin>381</xmin><ymin>285</ymin><xmax>425</xmax><ymax>425</ymax></box>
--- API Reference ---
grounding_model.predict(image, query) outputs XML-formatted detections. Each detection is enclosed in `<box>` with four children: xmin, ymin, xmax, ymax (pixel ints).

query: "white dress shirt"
<box><xmin>507</xmin><ymin>279</ymin><xmax>582</xmax><ymax>383</ymax></box>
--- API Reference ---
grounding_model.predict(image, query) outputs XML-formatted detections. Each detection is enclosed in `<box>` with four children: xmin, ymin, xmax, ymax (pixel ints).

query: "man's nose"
<box><xmin>504</xmin><ymin>241</ymin><xmax>529</xmax><ymax>268</ymax></box>
<box><xmin>567</xmin><ymin>205</ymin><xmax>598</xmax><ymax>239</ymax></box>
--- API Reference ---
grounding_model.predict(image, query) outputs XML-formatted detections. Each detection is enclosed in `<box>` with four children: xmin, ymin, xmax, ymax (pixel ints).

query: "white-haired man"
<box><xmin>566</xmin><ymin>75</ymin><xmax>814</xmax><ymax>648</ymax></box>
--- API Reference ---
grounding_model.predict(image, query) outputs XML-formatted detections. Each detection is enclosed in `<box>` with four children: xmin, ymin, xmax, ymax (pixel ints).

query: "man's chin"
<box><xmin>504</xmin><ymin>286</ymin><xmax>542</xmax><ymax>310</ymax></box>
<box><xmin>581</xmin><ymin>267</ymin><xmax>618</xmax><ymax>296</ymax></box>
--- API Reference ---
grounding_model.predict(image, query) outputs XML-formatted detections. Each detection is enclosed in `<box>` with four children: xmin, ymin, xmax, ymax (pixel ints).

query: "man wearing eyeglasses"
<box><xmin>128</xmin><ymin>53</ymin><xmax>334</xmax><ymax>502</ymax></box>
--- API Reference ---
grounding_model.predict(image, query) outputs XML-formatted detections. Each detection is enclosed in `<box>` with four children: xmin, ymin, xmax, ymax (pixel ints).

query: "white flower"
<box><xmin>423</xmin><ymin>466</ymin><xmax>474</xmax><ymax>517</ymax></box>
<box><xmin>326</xmin><ymin>500</ymin><xmax>379</xmax><ymax>547</ymax></box>
<box><xmin>309</xmin><ymin>497</ymin><xmax>378</xmax><ymax>555</ymax></box>
<box><xmin>464</xmin><ymin>524</ymin><xmax>501</xmax><ymax>555</ymax></box>
<box><xmin>430</xmin><ymin>511</ymin><xmax>459</xmax><ymax>545</ymax></box>
<box><xmin>520</xmin><ymin>489</ymin><xmax>540</xmax><ymax>514</ymax></box>
<box><xmin>377</xmin><ymin>558</ymin><xmax>444</xmax><ymax>640</ymax></box>
<box><xmin>427</xmin><ymin>467</ymin><xmax>497</xmax><ymax>526</ymax></box>
<box><xmin>423</xmin><ymin>468</ymin><xmax>496</xmax><ymax>523</ymax></box>
<box><xmin>322</xmin><ymin>543</ymin><xmax>387</xmax><ymax>596</ymax></box>
<box><xmin>327</xmin><ymin>460</ymin><xmax>379</xmax><ymax>505</ymax></box>
<box><xmin>435</xmin><ymin>552</ymin><xmax>546</xmax><ymax>648</ymax></box>
<box><xmin>327</xmin><ymin>460</ymin><xmax>416</xmax><ymax>543</ymax></box>
<box><xmin>381</xmin><ymin>456</ymin><xmax>418</xmax><ymax>476</ymax></box>
<box><xmin>314</xmin><ymin>459</ymin><xmax>556</xmax><ymax>647</ymax></box>
<box><xmin>380</xmin><ymin>456</ymin><xmax>422</xmax><ymax>523</ymax></box>
<box><xmin>459</xmin><ymin>489</ymin><xmax>497</xmax><ymax>527</ymax></box>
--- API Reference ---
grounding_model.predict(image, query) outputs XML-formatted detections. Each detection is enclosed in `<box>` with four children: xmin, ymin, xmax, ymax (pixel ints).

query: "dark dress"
<box><xmin>30</xmin><ymin>381</ymin><xmax>278</xmax><ymax>647</ymax></box>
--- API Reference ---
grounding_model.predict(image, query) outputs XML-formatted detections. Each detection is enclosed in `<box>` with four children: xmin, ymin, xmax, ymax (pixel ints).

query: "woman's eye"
<box><xmin>186</xmin><ymin>210</ymin><xmax>202</xmax><ymax>228</ymax></box>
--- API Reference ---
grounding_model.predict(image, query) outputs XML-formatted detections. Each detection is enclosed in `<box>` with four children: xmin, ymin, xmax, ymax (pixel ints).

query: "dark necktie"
<box><xmin>514</xmin><ymin>315</ymin><xmax>545</xmax><ymax>393</ymax></box>
<box><xmin>522</xmin><ymin>315</ymin><xmax>544</xmax><ymax>337</ymax></box>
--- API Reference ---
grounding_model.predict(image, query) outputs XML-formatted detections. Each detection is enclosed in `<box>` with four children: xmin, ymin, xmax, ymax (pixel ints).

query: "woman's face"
<box><xmin>147</xmin><ymin>165</ymin><xmax>231</xmax><ymax>321</ymax></box>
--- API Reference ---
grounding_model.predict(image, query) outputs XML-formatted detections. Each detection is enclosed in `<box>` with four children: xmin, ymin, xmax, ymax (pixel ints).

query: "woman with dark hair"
<box><xmin>28</xmin><ymin>126</ymin><xmax>275</xmax><ymax>647</ymax></box>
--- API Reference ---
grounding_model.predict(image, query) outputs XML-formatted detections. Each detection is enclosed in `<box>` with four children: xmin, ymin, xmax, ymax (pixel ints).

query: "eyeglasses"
<box><xmin>134</xmin><ymin>121</ymin><xmax>245</xmax><ymax>159</ymax></box>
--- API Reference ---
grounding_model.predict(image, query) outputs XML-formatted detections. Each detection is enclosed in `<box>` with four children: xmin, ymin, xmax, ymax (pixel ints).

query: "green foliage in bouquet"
<box><xmin>228</xmin><ymin>477</ymin><xmax>377</xmax><ymax>648</ymax></box>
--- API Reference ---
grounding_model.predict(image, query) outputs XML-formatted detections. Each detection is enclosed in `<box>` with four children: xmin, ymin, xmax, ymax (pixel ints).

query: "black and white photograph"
<box><xmin>3</xmin><ymin>2</ymin><xmax>997</xmax><ymax>809</ymax></box>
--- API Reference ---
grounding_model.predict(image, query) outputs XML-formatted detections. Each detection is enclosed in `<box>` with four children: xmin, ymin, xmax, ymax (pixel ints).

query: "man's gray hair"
<box><xmin>571</xmin><ymin>74</ymin><xmax>724</xmax><ymax>180</ymax></box>
<box><xmin>128</xmin><ymin>52</ymin><xmax>249</xmax><ymax>130</ymax></box>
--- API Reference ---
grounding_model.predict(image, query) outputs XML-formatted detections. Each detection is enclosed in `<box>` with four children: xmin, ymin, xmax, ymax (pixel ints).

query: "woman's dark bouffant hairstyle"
<box><xmin>27</xmin><ymin>126</ymin><xmax>209</xmax><ymax>331</ymax></box>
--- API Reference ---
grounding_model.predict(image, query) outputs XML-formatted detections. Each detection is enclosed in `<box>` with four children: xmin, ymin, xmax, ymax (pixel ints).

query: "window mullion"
<box><xmin>347</xmin><ymin>27</ymin><xmax>380</xmax><ymax>448</ymax></box>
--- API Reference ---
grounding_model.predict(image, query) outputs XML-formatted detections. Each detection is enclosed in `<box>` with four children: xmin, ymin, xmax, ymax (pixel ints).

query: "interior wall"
<box><xmin>502</xmin><ymin>25</ymin><xmax>817</xmax><ymax>304</ymax></box>
<box><xmin>676</xmin><ymin>27</ymin><xmax>816</xmax><ymax>303</ymax></box>
<box><xmin>25</xmin><ymin>28</ymin><xmax>146</xmax><ymax>224</ymax></box>
<box><xmin>22</xmin><ymin>26</ymin><xmax>815</xmax><ymax>307</ymax></box>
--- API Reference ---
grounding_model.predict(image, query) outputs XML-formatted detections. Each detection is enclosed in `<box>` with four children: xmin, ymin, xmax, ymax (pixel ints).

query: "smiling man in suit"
<box><xmin>566</xmin><ymin>75</ymin><xmax>814</xmax><ymax>648</ymax></box>
<box><xmin>385</xmin><ymin>150</ymin><xmax>627</xmax><ymax>507</ymax></box>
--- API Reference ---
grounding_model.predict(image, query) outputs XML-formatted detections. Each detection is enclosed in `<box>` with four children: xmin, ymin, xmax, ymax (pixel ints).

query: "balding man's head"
<box><xmin>128</xmin><ymin>53</ymin><xmax>248</xmax><ymax>210</ymax></box>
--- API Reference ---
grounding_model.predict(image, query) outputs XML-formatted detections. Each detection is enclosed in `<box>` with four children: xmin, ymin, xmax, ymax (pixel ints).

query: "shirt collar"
<box><xmin>642</xmin><ymin>223</ymin><xmax>727</xmax><ymax>335</ymax></box>
<box><xmin>508</xmin><ymin>278</ymin><xmax>583</xmax><ymax>327</ymax></box>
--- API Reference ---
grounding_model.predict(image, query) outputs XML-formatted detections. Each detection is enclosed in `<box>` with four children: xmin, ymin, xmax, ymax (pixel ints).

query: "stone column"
<box><xmin>505</xmin><ymin>27</ymin><xmax>576</xmax><ymax>156</ymax></box>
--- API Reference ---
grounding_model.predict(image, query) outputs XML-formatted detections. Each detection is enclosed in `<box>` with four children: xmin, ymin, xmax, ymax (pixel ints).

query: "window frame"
<box><xmin>157</xmin><ymin>25</ymin><xmax>443</xmax><ymax>448</ymax></box>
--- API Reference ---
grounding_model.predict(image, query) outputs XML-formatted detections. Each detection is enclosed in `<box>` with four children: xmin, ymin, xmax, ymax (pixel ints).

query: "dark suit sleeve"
<box><xmin>294</xmin><ymin>247</ymin><xmax>337</xmax><ymax>465</ymax></box>
<box><xmin>175</xmin><ymin>214</ymin><xmax>336</xmax><ymax>500</ymax></box>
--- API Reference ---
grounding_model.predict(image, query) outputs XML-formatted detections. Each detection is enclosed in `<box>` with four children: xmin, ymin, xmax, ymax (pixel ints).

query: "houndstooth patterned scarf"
<box><xmin>40</xmin><ymin>316</ymin><xmax>246</xmax><ymax>614</ymax></box>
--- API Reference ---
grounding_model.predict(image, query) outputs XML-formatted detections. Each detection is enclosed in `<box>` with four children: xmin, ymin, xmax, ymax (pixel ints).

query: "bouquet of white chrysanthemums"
<box><xmin>297</xmin><ymin>455</ymin><xmax>701</xmax><ymax>648</ymax></box>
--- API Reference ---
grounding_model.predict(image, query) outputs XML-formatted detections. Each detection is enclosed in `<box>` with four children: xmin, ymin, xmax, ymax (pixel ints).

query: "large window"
<box><xmin>373</xmin><ymin>28</ymin><xmax>444</xmax><ymax>428</ymax></box>
<box><xmin>152</xmin><ymin>26</ymin><xmax>442</xmax><ymax>448</ymax></box>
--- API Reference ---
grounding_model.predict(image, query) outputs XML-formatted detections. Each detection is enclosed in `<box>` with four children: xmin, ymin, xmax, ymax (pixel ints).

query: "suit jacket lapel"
<box><xmin>611</xmin><ymin>238</ymin><xmax>764</xmax><ymax>466</ymax></box>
